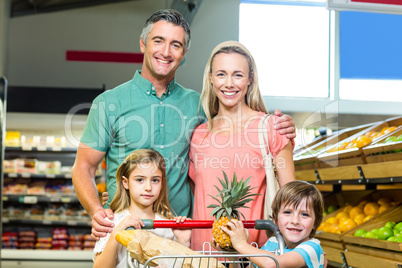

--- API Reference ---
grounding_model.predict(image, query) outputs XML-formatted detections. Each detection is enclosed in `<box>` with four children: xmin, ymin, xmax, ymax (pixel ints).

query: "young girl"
<box><xmin>93</xmin><ymin>149</ymin><xmax>191</xmax><ymax>268</ymax></box>
<box><xmin>218</xmin><ymin>181</ymin><xmax>325</xmax><ymax>268</ymax></box>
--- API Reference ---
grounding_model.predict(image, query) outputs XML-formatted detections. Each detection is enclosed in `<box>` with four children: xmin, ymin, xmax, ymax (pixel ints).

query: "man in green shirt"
<box><xmin>72</xmin><ymin>9</ymin><xmax>296</xmax><ymax>240</ymax></box>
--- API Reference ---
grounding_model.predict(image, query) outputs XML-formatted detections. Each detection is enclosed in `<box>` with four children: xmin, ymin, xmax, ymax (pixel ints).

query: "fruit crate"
<box><xmin>317</xmin><ymin>117</ymin><xmax>402</xmax><ymax>168</ymax></box>
<box><xmin>363</xmin><ymin>126</ymin><xmax>402</xmax><ymax>164</ymax></box>
<box><xmin>293</xmin><ymin>123</ymin><xmax>374</xmax><ymax>171</ymax></box>
<box><xmin>343</xmin><ymin>204</ymin><xmax>402</xmax><ymax>252</ymax></box>
<box><xmin>293</xmin><ymin>134</ymin><xmax>328</xmax><ymax>156</ymax></box>
<box><xmin>315</xmin><ymin>190</ymin><xmax>402</xmax><ymax>242</ymax></box>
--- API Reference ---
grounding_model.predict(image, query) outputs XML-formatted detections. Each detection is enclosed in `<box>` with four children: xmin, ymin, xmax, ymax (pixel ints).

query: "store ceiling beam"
<box><xmin>10</xmin><ymin>0</ymin><xmax>138</xmax><ymax>17</ymax></box>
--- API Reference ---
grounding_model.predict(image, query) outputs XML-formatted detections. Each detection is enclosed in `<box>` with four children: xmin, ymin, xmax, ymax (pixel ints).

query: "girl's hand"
<box><xmin>101</xmin><ymin>192</ymin><xmax>109</xmax><ymax>207</ymax></box>
<box><xmin>220</xmin><ymin>219</ymin><xmax>249</xmax><ymax>250</ymax></box>
<box><xmin>172</xmin><ymin>216</ymin><xmax>192</xmax><ymax>247</ymax></box>
<box><xmin>113</xmin><ymin>215</ymin><xmax>145</xmax><ymax>234</ymax></box>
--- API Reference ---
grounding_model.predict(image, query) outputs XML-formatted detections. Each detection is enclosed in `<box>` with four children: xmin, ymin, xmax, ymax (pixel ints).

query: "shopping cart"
<box><xmin>126</xmin><ymin>219</ymin><xmax>285</xmax><ymax>268</ymax></box>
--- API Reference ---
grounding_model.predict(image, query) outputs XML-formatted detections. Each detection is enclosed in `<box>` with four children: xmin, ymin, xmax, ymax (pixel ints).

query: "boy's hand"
<box><xmin>220</xmin><ymin>219</ymin><xmax>249</xmax><ymax>249</ymax></box>
<box><xmin>172</xmin><ymin>216</ymin><xmax>192</xmax><ymax>247</ymax></box>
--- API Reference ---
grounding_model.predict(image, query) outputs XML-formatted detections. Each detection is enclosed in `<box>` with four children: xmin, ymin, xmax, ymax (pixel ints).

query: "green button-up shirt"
<box><xmin>81</xmin><ymin>70</ymin><xmax>202</xmax><ymax>216</ymax></box>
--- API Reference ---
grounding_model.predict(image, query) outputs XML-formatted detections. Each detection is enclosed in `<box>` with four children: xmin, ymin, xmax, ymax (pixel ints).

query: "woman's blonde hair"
<box><xmin>109</xmin><ymin>149</ymin><xmax>174</xmax><ymax>219</ymax></box>
<box><xmin>200</xmin><ymin>41</ymin><xmax>268</xmax><ymax>131</ymax></box>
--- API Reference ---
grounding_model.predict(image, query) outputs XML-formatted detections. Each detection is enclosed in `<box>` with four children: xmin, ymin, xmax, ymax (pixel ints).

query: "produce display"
<box><xmin>381</xmin><ymin>135</ymin><xmax>402</xmax><ymax>144</ymax></box>
<box><xmin>208</xmin><ymin>172</ymin><xmax>258</xmax><ymax>250</ymax></box>
<box><xmin>353</xmin><ymin>221</ymin><xmax>402</xmax><ymax>242</ymax></box>
<box><xmin>317</xmin><ymin>196</ymin><xmax>398</xmax><ymax>234</ymax></box>
<box><xmin>326</xmin><ymin>126</ymin><xmax>397</xmax><ymax>153</ymax></box>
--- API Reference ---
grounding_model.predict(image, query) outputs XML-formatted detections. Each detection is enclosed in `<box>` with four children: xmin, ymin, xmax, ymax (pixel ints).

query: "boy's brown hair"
<box><xmin>271</xmin><ymin>181</ymin><xmax>324</xmax><ymax>238</ymax></box>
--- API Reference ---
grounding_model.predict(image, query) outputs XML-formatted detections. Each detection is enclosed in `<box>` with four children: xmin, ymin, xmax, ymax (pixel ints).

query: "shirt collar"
<box><xmin>134</xmin><ymin>70</ymin><xmax>176</xmax><ymax>96</ymax></box>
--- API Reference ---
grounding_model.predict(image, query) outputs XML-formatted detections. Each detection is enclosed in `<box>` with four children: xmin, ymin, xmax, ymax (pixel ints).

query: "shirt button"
<box><xmin>160</xmin><ymin>145</ymin><xmax>164</xmax><ymax>149</ymax></box>
<box><xmin>160</xmin><ymin>123</ymin><xmax>164</xmax><ymax>127</ymax></box>
<box><xmin>147</xmin><ymin>91</ymin><xmax>150</xmax><ymax>94</ymax></box>
<box><xmin>184</xmin><ymin>116</ymin><xmax>187</xmax><ymax>119</ymax></box>
<box><xmin>159</xmin><ymin>101</ymin><xmax>162</xmax><ymax>105</ymax></box>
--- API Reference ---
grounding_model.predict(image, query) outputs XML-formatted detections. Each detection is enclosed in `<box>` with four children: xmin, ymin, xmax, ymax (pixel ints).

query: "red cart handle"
<box><xmin>141</xmin><ymin>219</ymin><xmax>278</xmax><ymax>232</ymax></box>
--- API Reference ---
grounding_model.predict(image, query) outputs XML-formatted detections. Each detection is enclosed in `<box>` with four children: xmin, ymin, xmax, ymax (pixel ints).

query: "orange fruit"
<box><xmin>326</xmin><ymin>217</ymin><xmax>339</xmax><ymax>225</ymax></box>
<box><xmin>364</xmin><ymin>202</ymin><xmax>380</xmax><ymax>216</ymax></box>
<box><xmin>378</xmin><ymin>203</ymin><xmax>392</xmax><ymax>214</ymax></box>
<box><xmin>349</xmin><ymin>206</ymin><xmax>364</xmax><ymax>219</ymax></box>
<box><xmin>356</xmin><ymin>135</ymin><xmax>372</xmax><ymax>148</ymax></box>
<box><xmin>323</xmin><ymin>223</ymin><xmax>332</xmax><ymax>233</ymax></box>
<box><xmin>339</xmin><ymin>218</ymin><xmax>357</xmax><ymax>233</ymax></box>
<box><xmin>377</xmin><ymin>197</ymin><xmax>391</xmax><ymax>206</ymax></box>
<box><xmin>343</xmin><ymin>205</ymin><xmax>353</xmax><ymax>214</ymax></box>
<box><xmin>336</xmin><ymin>211</ymin><xmax>349</xmax><ymax>221</ymax></box>
<box><xmin>330</xmin><ymin>223</ymin><xmax>341</xmax><ymax>234</ymax></box>
<box><xmin>363</xmin><ymin>215</ymin><xmax>374</xmax><ymax>222</ymax></box>
<box><xmin>381</xmin><ymin>126</ymin><xmax>396</xmax><ymax>134</ymax></box>
<box><xmin>354</xmin><ymin>213</ymin><xmax>366</xmax><ymax>225</ymax></box>
<box><xmin>317</xmin><ymin>222</ymin><xmax>330</xmax><ymax>232</ymax></box>
<box><xmin>358</xmin><ymin>200</ymin><xmax>369</xmax><ymax>208</ymax></box>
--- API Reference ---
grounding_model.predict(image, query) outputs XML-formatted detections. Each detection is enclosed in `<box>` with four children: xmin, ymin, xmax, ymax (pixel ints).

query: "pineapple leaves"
<box><xmin>209</xmin><ymin>171</ymin><xmax>260</xmax><ymax>221</ymax></box>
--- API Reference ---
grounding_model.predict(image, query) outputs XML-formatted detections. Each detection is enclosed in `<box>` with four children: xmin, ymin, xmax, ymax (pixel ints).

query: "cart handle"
<box><xmin>137</xmin><ymin>219</ymin><xmax>283</xmax><ymax>255</ymax></box>
<box><xmin>141</xmin><ymin>219</ymin><xmax>278</xmax><ymax>232</ymax></box>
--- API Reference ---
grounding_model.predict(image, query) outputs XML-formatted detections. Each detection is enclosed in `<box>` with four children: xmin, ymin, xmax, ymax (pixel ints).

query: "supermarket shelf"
<box><xmin>2</xmin><ymin>217</ymin><xmax>91</xmax><ymax>227</ymax></box>
<box><xmin>295</xmin><ymin>160</ymin><xmax>402</xmax><ymax>185</ymax></box>
<box><xmin>4</xmin><ymin>172</ymin><xmax>72</xmax><ymax>179</ymax></box>
<box><xmin>3</xmin><ymin>194</ymin><xmax>79</xmax><ymax>203</ymax></box>
<box><xmin>5</xmin><ymin>146</ymin><xmax>77</xmax><ymax>153</ymax></box>
<box><xmin>1</xmin><ymin>249</ymin><xmax>92</xmax><ymax>261</ymax></box>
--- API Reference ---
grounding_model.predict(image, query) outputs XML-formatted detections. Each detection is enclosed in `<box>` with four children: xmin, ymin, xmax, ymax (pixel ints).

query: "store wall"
<box><xmin>4</xmin><ymin>0</ymin><xmax>239</xmax><ymax>133</ymax></box>
<box><xmin>5</xmin><ymin>0</ymin><xmax>238</xmax><ymax>92</ymax></box>
<box><xmin>0</xmin><ymin>0</ymin><xmax>10</xmax><ymax>77</ymax></box>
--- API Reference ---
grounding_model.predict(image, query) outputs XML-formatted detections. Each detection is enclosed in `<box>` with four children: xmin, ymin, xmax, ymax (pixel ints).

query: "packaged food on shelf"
<box><xmin>5</xmin><ymin>131</ymin><xmax>21</xmax><ymax>147</ymax></box>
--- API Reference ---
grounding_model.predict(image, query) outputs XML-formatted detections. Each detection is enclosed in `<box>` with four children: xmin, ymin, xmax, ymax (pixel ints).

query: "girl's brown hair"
<box><xmin>271</xmin><ymin>181</ymin><xmax>324</xmax><ymax>238</ymax></box>
<box><xmin>109</xmin><ymin>149</ymin><xmax>174</xmax><ymax>219</ymax></box>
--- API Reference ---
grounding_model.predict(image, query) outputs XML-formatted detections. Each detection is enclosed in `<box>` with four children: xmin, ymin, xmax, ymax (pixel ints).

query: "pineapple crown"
<box><xmin>207</xmin><ymin>171</ymin><xmax>260</xmax><ymax>221</ymax></box>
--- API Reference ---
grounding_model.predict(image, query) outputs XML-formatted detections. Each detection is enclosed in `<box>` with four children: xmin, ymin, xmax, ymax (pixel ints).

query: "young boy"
<box><xmin>220</xmin><ymin>181</ymin><xmax>325</xmax><ymax>268</ymax></box>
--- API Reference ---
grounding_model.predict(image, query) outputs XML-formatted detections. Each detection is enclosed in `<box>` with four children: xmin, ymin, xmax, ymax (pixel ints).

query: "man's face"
<box><xmin>140</xmin><ymin>20</ymin><xmax>187</xmax><ymax>83</ymax></box>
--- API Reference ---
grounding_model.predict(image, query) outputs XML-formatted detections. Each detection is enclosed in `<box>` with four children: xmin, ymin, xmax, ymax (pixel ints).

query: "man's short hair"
<box><xmin>140</xmin><ymin>9</ymin><xmax>191</xmax><ymax>52</ymax></box>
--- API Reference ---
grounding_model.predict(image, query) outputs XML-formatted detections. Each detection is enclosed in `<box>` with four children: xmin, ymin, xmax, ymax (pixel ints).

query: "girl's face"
<box><xmin>209</xmin><ymin>52</ymin><xmax>251</xmax><ymax>110</ymax></box>
<box><xmin>122</xmin><ymin>162</ymin><xmax>163</xmax><ymax>210</ymax></box>
<box><xmin>275</xmin><ymin>198</ymin><xmax>315</xmax><ymax>249</ymax></box>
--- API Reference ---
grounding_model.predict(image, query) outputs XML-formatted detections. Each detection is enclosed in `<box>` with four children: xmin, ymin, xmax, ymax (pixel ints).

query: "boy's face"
<box><xmin>275</xmin><ymin>198</ymin><xmax>315</xmax><ymax>249</ymax></box>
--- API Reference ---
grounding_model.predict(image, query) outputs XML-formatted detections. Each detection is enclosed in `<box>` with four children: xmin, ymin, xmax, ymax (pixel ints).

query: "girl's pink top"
<box><xmin>189</xmin><ymin>112</ymin><xmax>291</xmax><ymax>250</ymax></box>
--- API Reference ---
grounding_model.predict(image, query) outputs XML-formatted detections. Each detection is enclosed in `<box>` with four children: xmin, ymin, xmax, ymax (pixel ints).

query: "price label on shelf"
<box><xmin>8</xmin><ymin>173</ymin><xmax>17</xmax><ymax>178</ymax></box>
<box><xmin>46</xmin><ymin>174</ymin><xmax>56</xmax><ymax>179</ymax></box>
<box><xmin>67</xmin><ymin>221</ymin><xmax>78</xmax><ymax>226</ymax></box>
<box><xmin>43</xmin><ymin>220</ymin><xmax>52</xmax><ymax>225</ymax></box>
<box><xmin>61</xmin><ymin>197</ymin><xmax>71</xmax><ymax>203</ymax></box>
<box><xmin>21</xmin><ymin>173</ymin><xmax>31</xmax><ymax>178</ymax></box>
<box><xmin>21</xmin><ymin>196</ymin><xmax>38</xmax><ymax>204</ymax></box>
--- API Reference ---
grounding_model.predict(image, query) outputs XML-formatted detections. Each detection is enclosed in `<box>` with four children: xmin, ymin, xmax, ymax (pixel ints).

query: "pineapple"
<box><xmin>208</xmin><ymin>171</ymin><xmax>259</xmax><ymax>250</ymax></box>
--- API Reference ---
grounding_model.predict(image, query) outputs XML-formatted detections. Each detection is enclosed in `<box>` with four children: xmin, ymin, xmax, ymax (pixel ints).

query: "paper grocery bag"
<box><xmin>116</xmin><ymin>229</ymin><xmax>225</xmax><ymax>268</ymax></box>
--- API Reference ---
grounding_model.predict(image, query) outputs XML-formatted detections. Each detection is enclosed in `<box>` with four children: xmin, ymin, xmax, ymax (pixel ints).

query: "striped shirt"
<box><xmin>260</xmin><ymin>237</ymin><xmax>324</xmax><ymax>268</ymax></box>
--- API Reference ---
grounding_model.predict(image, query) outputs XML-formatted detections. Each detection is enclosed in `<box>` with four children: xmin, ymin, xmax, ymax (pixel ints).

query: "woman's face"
<box><xmin>209</xmin><ymin>52</ymin><xmax>251</xmax><ymax>110</ymax></box>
